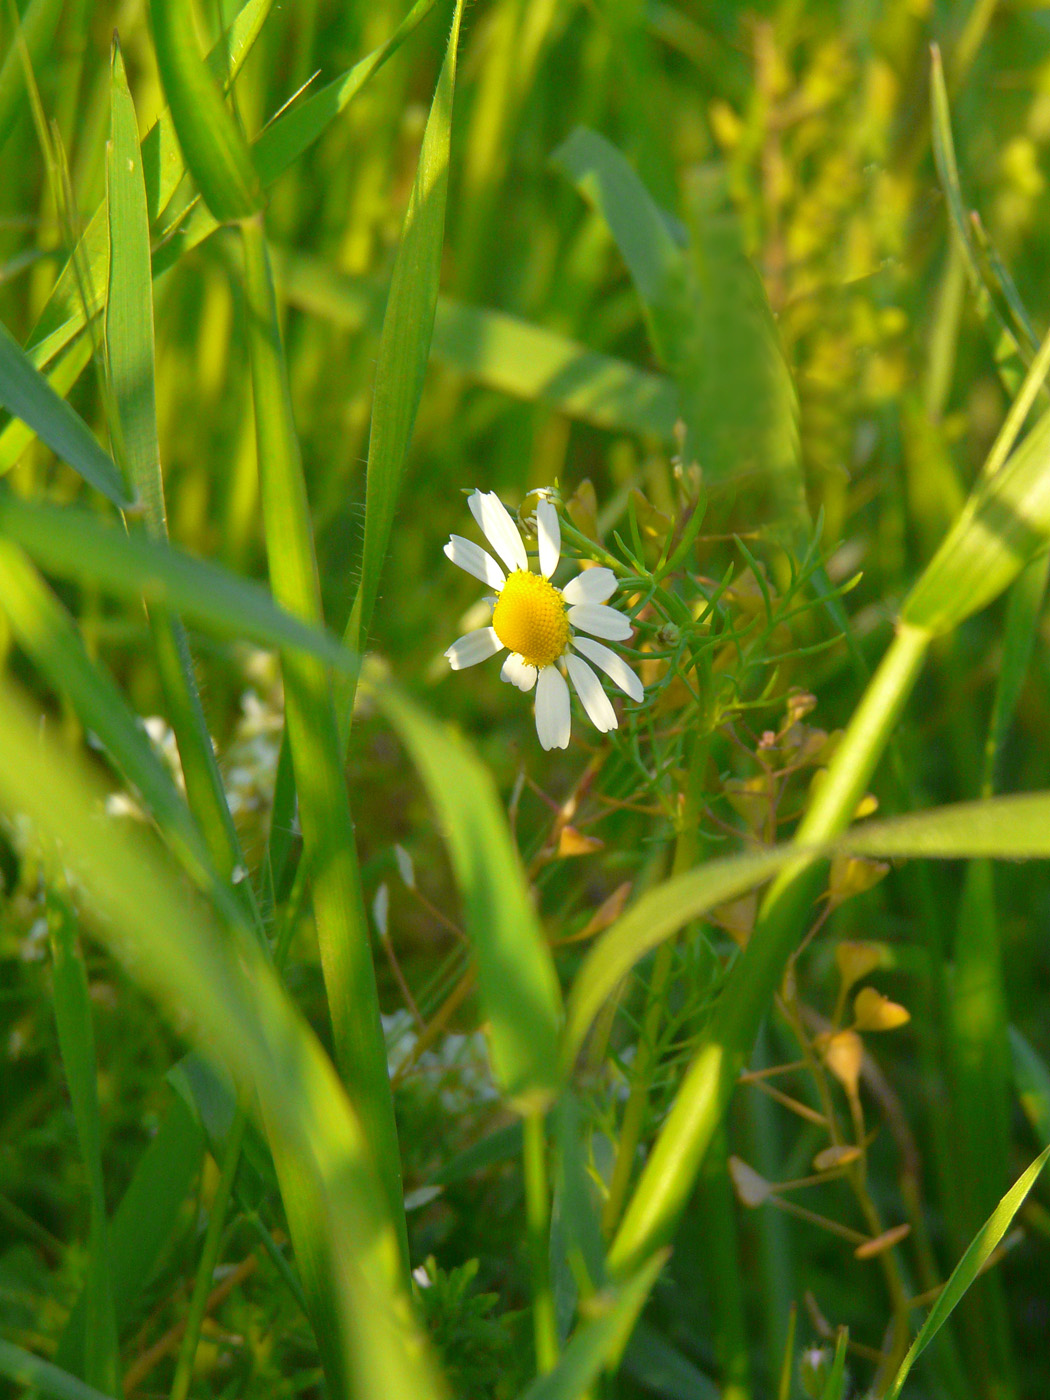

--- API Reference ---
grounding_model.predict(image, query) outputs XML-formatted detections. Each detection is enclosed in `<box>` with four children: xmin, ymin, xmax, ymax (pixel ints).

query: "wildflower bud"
<box><xmin>656</xmin><ymin>622</ymin><xmax>680</xmax><ymax>647</ymax></box>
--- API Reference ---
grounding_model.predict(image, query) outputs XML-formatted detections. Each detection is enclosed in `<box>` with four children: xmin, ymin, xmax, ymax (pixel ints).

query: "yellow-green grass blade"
<box><xmin>55</xmin><ymin>1092</ymin><xmax>204</xmax><ymax>1376</ymax></box>
<box><xmin>107</xmin><ymin>33</ymin><xmax>255</xmax><ymax>908</ymax></box>
<box><xmin>0</xmin><ymin>673</ymin><xmax>448</xmax><ymax>1400</ymax></box>
<box><xmin>150</xmin><ymin>0</ymin><xmax>262</xmax><ymax>224</ymax></box>
<box><xmin>515</xmin><ymin>1253</ymin><xmax>667</xmax><ymax>1400</ymax></box>
<box><xmin>900</xmin><ymin>408</ymin><xmax>1050</xmax><ymax>634</ymax></box>
<box><xmin>0</xmin><ymin>492</ymin><xmax>356</xmax><ymax>670</ymax></box>
<box><xmin>274</xmin><ymin>248</ymin><xmax>678</xmax><ymax>440</ymax></box>
<box><xmin>1010</xmin><ymin>1026</ymin><xmax>1050</xmax><ymax>1146</ymax></box>
<box><xmin>0</xmin><ymin>539</ymin><xmax>248</xmax><ymax>936</ymax></box>
<box><xmin>24</xmin><ymin>0</ymin><xmax>272</xmax><ymax>369</ymax></box>
<box><xmin>564</xmin><ymin>788</ymin><xmax>1050</xmax><ymax>1067</ymax></box>
<box><xmin>0</xmin><ymin>317</ymin><xmax>128</xmax><ymax>504</ymax></box>
<box><xmin>819</xmin><ymin>1329</ymin><xmax>849</xmax><ymax>1400</ymax></box>
<box><xmin>929</xmin><ymin>44</ymin><xmax>1034</xmax><ymax>400</ymax></box>
<box><xmin>553</xmin><ymin>128</ymin><xmax>802</xmax><ymax>519</ymax></box>
<box><xmin>26</xmin><ymin>0</ymin><xmax>424</xmax><ymax>375</ymax></box>
<box><xmin>240</xmin><ymin>218</ymin><xmax>408</xmax><ymax>1266</ymax></box>
<box><xmin>48</xmin><ymin>897</ymin><xmax>121</xmax><ymax>1396</ymax></box>
<box><xmin>0</xmin><ymin>0</ymin><xmax>63</xmax><ymax>158</ymax></box>
<box><xmin>373</xmin><ymin>677</ymin><xmax>561</xmax><ymax>1105</ymax></box>
<box><xmin>345</xmin><ymin>0</ymin><xmax>465</xmax><ymax>651</ymax></box>
<box><xmin>0</xmin><ymin>1341</ymin><xmax>116</xmax><ymax>1400</ymax></box>
<box><xmin>886</xmin><ymin>1144</ymin><xmax>1050</xmax><ymax>1400</ymax></box>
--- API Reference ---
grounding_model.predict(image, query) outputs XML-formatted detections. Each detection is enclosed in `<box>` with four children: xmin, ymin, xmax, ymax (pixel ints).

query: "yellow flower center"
<box><xmin>492</xmin><ymin>570</ymin><xmax>570</xmax><ymax>669</ymax></box>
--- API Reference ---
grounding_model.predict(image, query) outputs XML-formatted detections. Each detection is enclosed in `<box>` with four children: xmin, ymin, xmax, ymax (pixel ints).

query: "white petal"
<box><xmin>501</xmin><ymin>652</ymin><xmax>537</xmax><ymax>692</ymax></box>
<box><xmin>536</xmin><ymin>499</ymin><xmax>561</xmax><ymax>579</ymax></box>
<box><xmin>571</xmin><ymin>635</ymin><xmax>644</xmax><ymax>702</ymax></box>
<box><xmin>561</xmin><ymin>567</ymin><xmax>617</xmax><ymax>605</ymax></box>
<box><xmin>445</xmin><ymin>627</ymin><xmax>503</xmax><ymax>670</ymax></box>
<box><xmin>565</xmin><ymin>654</ymin><xmax>618</xmax><ymax>733</ymax></box>
<box><xmin>444</xmin><ymin>535</ymin><xmax>505</xmax><ymax>589</ymax></box>
<box><xmin>535</xmin><ymin>665</ymin><xmax>571</xmax><ymax>750</ymax></box>
<box><xmin>468</xmin><ymin>490</ymin><xmax>528</xmax><ymax>574</ymax></box>
<box><xmin>568</xmin><ymin>602</ymin><xmax>633</xmax><ymax>642</ymax></box>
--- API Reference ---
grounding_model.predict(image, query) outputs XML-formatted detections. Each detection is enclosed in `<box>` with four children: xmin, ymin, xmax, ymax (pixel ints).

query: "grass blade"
<box><xmin>0</xmin><ymin>492</ymin><xmax>355</xmax><ymax>668</ymax></box>
<box><xmin>0</xmin><ymin>1342</ymin><xmax>116</xmax><ymax>1400</ymax></box>
<box><xmin>274</xmin><ymin>247</ymin><xmax>679</xmax><ymax>440</ymax></box>
<box><xmin>553</xmin><ymin>128</ymin><xmax>802</xmax><ymax>520</ymax></box>
<box><xmin>0</xmin><ymin>673</ymin><xmax>447</xmax><ymax>1399</ymax></box>
<box><xmin>0</xmin><ymin>317</ymin><xmax>128</xmax><ymax>504</ymax></box>
<box><xmin>1009</xmin><ymin>1026</ymin><xmax>1050</xmax><ymax>1146</ymax></box>
<box><xmin>107</xmin><ymin>31</ymin><xmax>254</xmax><ymax>909</ymax></box>
<box><xmin>55</xmin><ymin>1093</ymin><xmax>204</xmax><ymax>1374</ymax></box>
<box><xmin>565</xmin><ymin>785</ymin><xmax>1050</xmax><ymax>1067</ymax></box>
<box><xmin>886</xmin><ymin>1144</ymin><xmax>1050</xmax><ymax>1399</ymax></box>
<box><xmin>516</xmin><ymin>1253</ymin><xmax>667</xmax><ymax>1400</ymax></box>
<box><xmin>48</xmin><ymin>897</ymin><xmax>121</xmax><ymax>1395</ymax></box>
<box><xmin>373</xmin><ymin>676</ymin><xmax>562</xmax><ymax>1104</ymax></box>
<box><xmin>0</xmin><ymin>0</ymin><xmax>63</xmax><ymax>158</ymax></box>
<box><xmin>240</xmin><ymin>217</ymin><xmax>407</xmax><ymax>1269</ymax></box>
<box><xmin>150</xmin><ymin>0</ymin><xmax>261</xmax><ymax>223</ymax></box>
<box><xmin>24</xmin><ymin>0</ymin><xmax>271</xmax><ymax>369</ymax></box>
<box><xmin>345</xmin><ymin>0</ymin><xmax>465</xmax><ymax>650</ymax></box>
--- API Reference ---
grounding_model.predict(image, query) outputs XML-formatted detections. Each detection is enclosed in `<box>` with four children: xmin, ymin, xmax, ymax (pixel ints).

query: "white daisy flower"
<box><xmin>444</xmin><ymin>490</ymin><xmax>644</xmax><ymax>751</ymax></box>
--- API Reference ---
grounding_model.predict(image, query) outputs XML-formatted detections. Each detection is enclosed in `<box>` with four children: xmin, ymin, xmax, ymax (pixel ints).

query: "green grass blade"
<box><xmin>565</xmin><ymin>784</ymin><xmax>1050</xmax><ymax>1065</ymax></box>
<box><xmin>345</xmin><ymin>0</ymin><xmax>465</xmax><ymax>651</ymax></box>
<box><xmin>107</xmin><ymin>31</ymin><xmax>254</xmax><ymax>907</ymax></box>
<box><xmin>105</xmin><ymin>35</ymin><xmax>163</xmax><ymax>517</ymax></box>
<box><xmin>274</xmin><ymin>248</ymin><xmax>679</xmax><ymax>440</ymax></box>
<box><xmin>25</xmin><ymin>0</ymin><xmax>272</xmax><ymax>369</ymax></box>
<box><xmin>0</xmin><ymin>673</ymin><xmax>447</xmax><ymax>1399</ymax></box>
<box><xmin>374</xmin><ymin>676</ymin><xmax>562</xmax><ymax>1105</ymax></box>
<box><xmin>901</xmin><ymin>409</ymin><xmax>1050</xmax><ymax>634</ymax></box>
<box><xmin>0</xmin><ymin>334</ymin><xmax>92</xmax><ymax>475</ymax></box>
<box><xmin>983</xmin><ymin>554</ymin><xmax>1050</xmax><ymax>788</ymax></box>
<box><xmin>0</xmin><ymin>0</ymin><xmax>63</xmax><ymax>158</ymax></box>
<box><xmin>150</xmin><ymin>0</ymin><xmax>261</xmax><ymax>223</ymax></box>
<box><xmin>0</xmin><ymin>1342</ymin><xmax>116</xmax><ymax>1400</ymax></box>
<box><xmin>251</xmin><ymin>0</ymin><xmax>436</xmax><ymax>190</ymax></box>
<box><xmin>886</xmin><ymin>1144</ymin><xmax>1050</xmax><ymax>1399</ymax></box>
<box><xmin>0</xmin><ymin>492</ymin><xmax>356</xmax><ymax>669</ymax></box>
<box><xmin>55</xmin><ymin>1092</ymin><xmax>204</xmax><ymax>1375</ymax></box>
<box><xmin>240</xmin><ymin>217</ymin><xmax>407</xmax><ymax>1268</ymax></box>
<box><xmin>0</xmin><ymin>539</ymin><xmax>249</xmax><ymax>936</ymax></box>
<box><xmin>1010</xmin><ymin>1026</ymin><xmax>1050</xmax><ymax>1146</ymax></box>
<box><xmin>929</xmin><ymin>44</ymin><xmax>1034</xmax><ymax>399</ymax></box>
<box><xmin>515</xmin><ymin>1253</ymin><xmax>667</xmax><ymax>1400</ymax></box>
<box><xmin>819</xmin><ymin>1329</ymin><xmax>849</xmax><ymax>1400</ymax></box>
<box><xmin>0</xmin><ymin>317</ymin><xmax>128</xmax><ymax>504</ymax></box>
<box><xmin>48</xmin><ymin>897</ymin><xmax>121</xmax><ymax>1396</ymax></box>
<box><xmin>553</xmin><ymin>128</ymin><xmax>801</xmax><ymax>518</ymax></box>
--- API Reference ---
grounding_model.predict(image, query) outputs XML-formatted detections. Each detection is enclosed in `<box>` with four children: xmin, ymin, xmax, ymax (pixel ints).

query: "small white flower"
<box><xmin>444</xmin><ymin>490</ymin><xmax>643</xmax><ymax>750</ymax></box>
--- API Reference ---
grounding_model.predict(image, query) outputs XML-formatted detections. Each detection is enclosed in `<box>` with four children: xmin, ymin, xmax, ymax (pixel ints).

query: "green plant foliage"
<box><xmin>4</xmin><ymin>4</ymin><xmax>1050</xmax><ymax>1399</ymax></box>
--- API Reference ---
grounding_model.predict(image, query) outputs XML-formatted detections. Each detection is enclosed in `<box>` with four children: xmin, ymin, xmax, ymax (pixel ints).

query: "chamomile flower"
<box><xmin>444</xmin><ymin>490</ymin><xmax>643</xmax><ymax>750</ymax></box>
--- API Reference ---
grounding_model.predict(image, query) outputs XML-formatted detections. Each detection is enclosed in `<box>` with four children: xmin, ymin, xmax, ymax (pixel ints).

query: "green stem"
<box><xmin>240</xmin><ymin>214</ymin><xmax>407</xmax><ymax>1271</ymax></box>
<box><xmin>607</xmin><ymin>623</ymin><xmax>931</xmax><ymax>1277</ymax></box>
<box><xmin>169</xmin><ymin>1108</ymin><xmax>248</xmax><ymax>1400</ymax></box>
<box><xmin>524</xmin><ymin>1111</ymin><xmax>558</xmax><ymax>1375</ymax></box>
